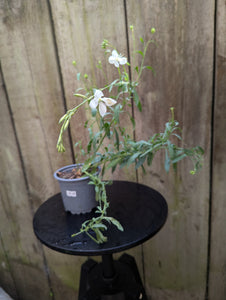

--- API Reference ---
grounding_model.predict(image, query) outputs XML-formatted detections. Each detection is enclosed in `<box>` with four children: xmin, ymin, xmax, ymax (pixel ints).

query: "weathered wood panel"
<box><xmin>0</xmin><ymin>0</ymin><xmax>81</xmax><ymax>299</ymax></box>
<box><xmin>0</xmin><ymin>68</ymin><xmax>17</xmax><ymax>300</ymax></box>
<box><xmin>209</xmin><ymin>0</ymin><xmax>226</xmax><ymax>299</ymax></box>
<box><xmin>0</xmin><ymin>63</ymin><xmax>51</xmax><ymax>299</ymax></box>
<box><xmin>0</xmin><ymin>227</ymin><xmax>17</xmax><ymax>299</ymax></box>
<box><xmin>126</xmin><ymin>0</ymin><xmax>213</xmax><ymax>299</ymax></box>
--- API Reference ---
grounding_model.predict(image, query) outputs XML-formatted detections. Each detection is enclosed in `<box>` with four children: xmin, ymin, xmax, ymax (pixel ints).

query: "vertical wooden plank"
<box><xmin>0</xmin><ymin>64</ymin><xmax>51</xmax><ymax>299</ymax></box>
<box><xmin>209</xmin><ymin>0</ymin><xmax>226</xmax><ymax>299</ymax></box>
<box><xmin>126</xmin><ymin>0</ymin><xmax>213</xmax><ymax>299</ymax></box>
<box><xmin>0</xmin><ymin>236</ymin><xmax>17</xmax><ymax>299</ymax></box>
<box><xmin>0</xmin><ymin>1</ymin><xmax>81</xmax><ymax>299</ymax></box>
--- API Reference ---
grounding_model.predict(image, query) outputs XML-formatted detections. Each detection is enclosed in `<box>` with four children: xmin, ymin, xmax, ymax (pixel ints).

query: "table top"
<box><xmin>33</xmin><ymin>181</ymin><xmax>168</xmax><ymax>256</ymax></box>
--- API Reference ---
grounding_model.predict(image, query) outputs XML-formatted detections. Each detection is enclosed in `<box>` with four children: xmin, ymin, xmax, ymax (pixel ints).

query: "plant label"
<box><xmin>66</xmin><ymin>190</ymin><xmax>77</xmax><ymax>197</ymax></box>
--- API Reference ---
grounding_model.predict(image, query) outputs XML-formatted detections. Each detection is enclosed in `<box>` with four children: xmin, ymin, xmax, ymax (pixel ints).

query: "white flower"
<box><xmin>89</xmin><ymin>90</ymin><xmax>117</xmax><ymax>117</ymax></box>
<box><xmin>108</xmin><ymin>50</ymin><xmax>127</xmax><ymax>68</ymax></box>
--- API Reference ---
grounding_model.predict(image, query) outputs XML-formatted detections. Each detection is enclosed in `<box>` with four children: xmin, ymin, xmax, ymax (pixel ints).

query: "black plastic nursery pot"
<box><xmin>54</xmin><ymin>164</ymin><xmax>100</xmax><ymax>214</ymax></box>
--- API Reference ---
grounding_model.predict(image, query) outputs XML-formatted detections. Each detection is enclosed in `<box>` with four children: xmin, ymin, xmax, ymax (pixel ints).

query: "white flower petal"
<box><xmin>108</xmin><ymin>56</ymin><xmax>115</xmax><ymax>65</ymax></box>
<box><xmin>89</xmin><ymin>98</ymin><xmax>98</xmax><ymax>109</ymax></box>
<box><xmin>94</xmin><ymin>89</ymin><xmax>104</xmax><ymax>99</ymax></box>
<box><xmin>108</xmin><ymin>50</ymin><xmax>127</xmax><ymax>68</ymax></box>
<box><xmin>102</xmin><ymin>97</ymin><xmax>117</xmax><ymax>107</ymax></box>
<box><xmin>119</xmin><ymin>57</ymin><xmax>127</xmax><ymax>65</ymax></box>
<box><xmin>99</xmin><ymin>102</ymin><xmax>107</xmax><ymax>117</ymax></box>
<box><xmin>112</xmin><ymin>50</ymin><xmax>118</xmax><ymax>57</ymax></box>
<box><xmin>113</xmin><ymin>60</ymin><xmax>119</xmax><ymax>68</ymax></box>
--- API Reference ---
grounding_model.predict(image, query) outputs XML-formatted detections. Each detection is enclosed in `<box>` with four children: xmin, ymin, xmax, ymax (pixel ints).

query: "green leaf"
<box><xmin>167</xmin><ymin>141</ymin><xmax>175</xmax><ymax>158</ymax></box>
<box><xmin>114</xmin><ymin>128</ymin><xmax>119</xmax><ymax>150</ymax></box>
<box><xmin>113</xmin><ymin>104</ymin><xmax>121</xmax><ymax>123</ymax></box>
<box><xmin>135</xmin><ymin>155</ymin><xmax>146</xmax><ymax>169</ymax></box>
<box><xmin>147</xmin><ymin>152</ymin><xmax>154</xmax><ymax>166</ymax></box>
<box><xmin>136</xmin><ymin>140</ymin><xmax>151</xmax><ymax>146</ymax></box>
<box><xmin>130</xmin><ymin>116</ymin><xmax>136</xmax><ymax>129</ymax></box>
<box><xmin>141</xmin><ymin>164</ymin><xmax>146</xmax><ymax>174</ymax></box>
<box><xmin>117</xmin><ymin>156</ymin><xmax>130</xmax><ymax>169</ymax></box>
<box><xmin>172</xmin><ymin>133</ymin><xmax>182</xmax><ymax>140</ymax></box>
<box><xmin>109</xmin><ymin>79</ymin><xmax>119</xmax><ymax>92</ymax></box>
<box><xmin>127</xmin><ymin>153</ymin><xmax>140</xmax><ymax>165</ymax></box>
<box><xmin>136</xmin><ymin>50</ymin><xmax>144</xmax><ymax>57</ymax></box>
<box><xmin>82</xmin><ymin>158</ymin><xmax>93</xmax><ymax>171</ymax></box>
<box><xmin>107</xmin><ymin>158</ymin><xmax>121</xmax><ymax>169</ymax></box>
<box><xmin>140</xmin><ymin>37</ymin><xmax>144</xmax><ymax>43</ymax></box>
<box><xmin>110</xmin><ymin>218</ymin><xmax>124</xmax><ymax>231</ymax></box>
<box><xmin>111</xmin><ymin>165</ymin><xmax>117</xmax><ymax>173</ymax></box>
<box><xmin>196</xmin><ymin>146</ymin><xmax>205</xmax><ymax>155</ymax></box>
<box><xmin>91</xmin><ymin>108</ymin><xmax>97</xmax><ymax>117</ymax></box>
<box><xmin>77</xmin><ymin>73</ymin><xmax>81</xmax><ymax>81</ymax></box>
<box><xmin>104</xmin><ymin>122</ymin><xmax>110</xmax><ymax>138</ymax></box>
<box><xmin>93</xmin><ymin>228</ymin><xmax>107</xmax><ymax>243</ymax></box>
<box><xmin>171</xmin><ymin>153</ymin><xmax>187</xmax><ymax>164</ymax></box>
<box><xmin>92</xmin><ymin>223</ymin><xmax>107</xmax><ymax>230</ymax></box>
<box><xmin>92</xmin><ymin>155</ymin><xmax>102</xmax><ymax>164</ymax></box>
<box><xmin>133</xmin><ymin>89</ymin><xmax>142</xmax><ymax>112</ymax></box>
<box><xmin>87</xmin><ymin>139</ymin><xmax>92</xmax><ymax>153</ymax></box>
<box><xmin>164</xmin><ymin>150</ymin><xmax>171</xmax><ymax>173</ymax></box>
<box><xmin>143</xmin><ymin>66</ymin><xmax>155</xmax><ymax>74</ymax></box>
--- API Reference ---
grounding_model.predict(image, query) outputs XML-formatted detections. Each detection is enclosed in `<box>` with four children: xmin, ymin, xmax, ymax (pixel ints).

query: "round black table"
<box><xmin>33</xmin><ymin>181</ymin><xmax>168</xmax><ymax>300</ymax></box>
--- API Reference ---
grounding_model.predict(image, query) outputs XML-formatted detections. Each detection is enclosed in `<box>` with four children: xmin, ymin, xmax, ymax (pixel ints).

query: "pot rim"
<box><xmin>53</xmin><ymin>163</ymin><xmax>100</xmax><ymax>182</ymax></box>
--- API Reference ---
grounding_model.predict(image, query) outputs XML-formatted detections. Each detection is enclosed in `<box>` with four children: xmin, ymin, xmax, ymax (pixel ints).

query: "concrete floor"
<box><xmin>0</xmin><ymin>288</ymin><xmax>13</xmax><ymax>300</ymax></box>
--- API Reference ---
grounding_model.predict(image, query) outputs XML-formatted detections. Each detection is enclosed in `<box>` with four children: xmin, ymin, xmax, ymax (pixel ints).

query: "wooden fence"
<box><xmin>0</xmin><ymin>1</ymin><xmax>225</xmax><ymax>299</ymax></box>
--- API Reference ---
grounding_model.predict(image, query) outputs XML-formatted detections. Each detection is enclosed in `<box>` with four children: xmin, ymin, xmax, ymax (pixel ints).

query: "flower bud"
<box><xmin>101</xmin><ymin>39</ymin><xmax>109</xmax><ymax>49</ymax></box>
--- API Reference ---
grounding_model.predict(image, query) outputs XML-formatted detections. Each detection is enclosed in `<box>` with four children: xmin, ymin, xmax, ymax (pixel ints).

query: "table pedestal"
<box><xmin>78</xmin><ymin>253</ymin><xmax>147</xmax><ymax>300</ymax></box>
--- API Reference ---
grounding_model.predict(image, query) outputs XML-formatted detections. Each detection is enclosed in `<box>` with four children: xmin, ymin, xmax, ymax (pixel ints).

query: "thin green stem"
<box><xmin>136</xmin><ymin>40</ymin><xmax>153</xmax><ymax>82</ymax></box>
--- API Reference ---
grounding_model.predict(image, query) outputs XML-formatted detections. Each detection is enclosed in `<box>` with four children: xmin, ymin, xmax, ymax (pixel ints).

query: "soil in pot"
<box><xmin>56</xmin><ymin>166</ymin><xmax>98</xmax><ymax>180</ymax></box>
<box><xmin>57</xmin><ymin>166</ymin><xmax>83</xmax><ymax>179</ymax></box>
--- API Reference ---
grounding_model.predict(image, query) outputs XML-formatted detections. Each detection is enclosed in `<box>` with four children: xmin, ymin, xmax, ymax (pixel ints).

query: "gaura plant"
<box><xmin>57</xmin><ymin>26</ymin><xmax>204</xmax><ymax>244</ymax></box>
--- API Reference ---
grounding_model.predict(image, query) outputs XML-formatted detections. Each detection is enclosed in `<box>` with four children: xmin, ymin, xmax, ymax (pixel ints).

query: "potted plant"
<box><xmin>55</xmin><ymin>26</ymin><xmax>204</xmax><ymax>244</ymax></box>
<box><xmin>54</xmin><ymin>163</ymin><xmax>101</xmax><ymax>214</ymax></box>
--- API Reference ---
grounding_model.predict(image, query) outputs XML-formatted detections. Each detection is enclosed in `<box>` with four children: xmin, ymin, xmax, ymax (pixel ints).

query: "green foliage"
<box><xmin>71</xmin><ymin>172</ymin><xmax>123</xmax><ymax>244</ymax></box>
<box><xmin>56</xmin><ymin>27</ymin><xmax>204</xmax><ymax>244</ymax></box>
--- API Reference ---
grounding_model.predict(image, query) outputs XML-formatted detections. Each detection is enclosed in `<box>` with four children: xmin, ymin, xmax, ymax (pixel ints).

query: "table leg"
<box><xmin>102</xmin><ymin>254</ymin><xmax>115</xmax><ymax>279</ymax></box>
<box><xmin>78</xmin><ymin>253</ymin><xmax>147</xmax><ymax>300</ymax></box>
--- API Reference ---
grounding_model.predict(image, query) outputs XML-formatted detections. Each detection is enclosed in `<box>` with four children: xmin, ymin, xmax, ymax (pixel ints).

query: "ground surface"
<box><xmin>0</xmin><ymin>288</ymin><xmax>13</xmax><ymax>300</ymax></box>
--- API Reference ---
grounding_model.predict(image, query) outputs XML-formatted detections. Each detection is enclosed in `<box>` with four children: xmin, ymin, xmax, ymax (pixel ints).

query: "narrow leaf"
<box><xmin>164</xmin><ymin>149</ymin><xmax>171</xmax><ymax>173</ymax></box>
<box><xmin>133</xmin><ymin>89</ymin><xmax>142</xmax><ymax>112</ymax></box>
<box><xmin>171</xmin><ymin>153</ymin><xmax>187</xmax><ymax>164</ymax></box>
<box><xmin>135</xmin><ymin>155</ymin><xmax>146</xmax><ymax>169</ymax></box>
<box><xmin>114</xmin><ymin>128</ymin><xmax>119</xmax><ymax>150</ymax></box>
<box><xmin>136</xmin><ymin>50</ymin><xmax>144</xmax><ymax>57</ymax></box>
<box><xmin>110</xmin><ymin>218</ymin><xmax>124</xmax><ymax>231</ymax></box>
